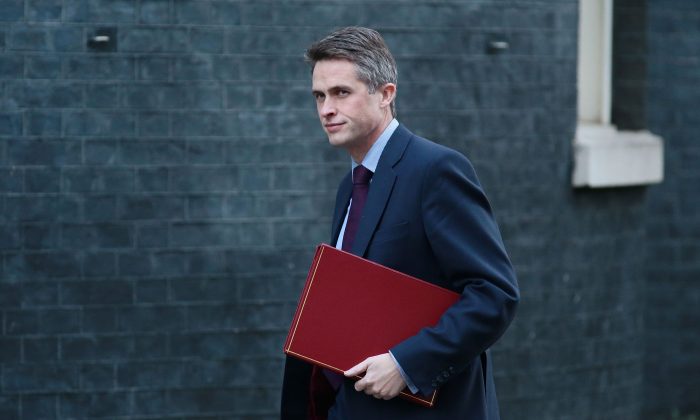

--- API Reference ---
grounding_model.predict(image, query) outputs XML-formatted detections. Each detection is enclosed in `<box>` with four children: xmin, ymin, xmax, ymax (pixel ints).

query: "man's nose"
<box><xmin>320</xmin><ymin>98</ymin><xmax>336</xmax><ymax>117</ymax></box>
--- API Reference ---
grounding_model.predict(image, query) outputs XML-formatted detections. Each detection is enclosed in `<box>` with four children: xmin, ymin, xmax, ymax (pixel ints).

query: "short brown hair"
<box><xmin>306</xmin><ymin>26</ymin><xmax>397</xmax><ymax>117</ymax></box>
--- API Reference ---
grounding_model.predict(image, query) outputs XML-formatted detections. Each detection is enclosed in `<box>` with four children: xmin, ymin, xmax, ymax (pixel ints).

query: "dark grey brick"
<box><xmin>81</xmin><ymin>307</ymin><xmax>118</xmax><ymax>333</ymax></box>
<box><xmin>62</xmin><ymin>168</ymin><xmax>134</xmax><ymax>193</ymax></box>
<box><xmin>27</xmin><ymin>0</ymin><xmax>63</xmax><ymax>21</ymax></box>
<box><xmin>135</xmin><ymin>223</ymin><xmax>169</xmax><ymax>248</ymax></box>
<box><xmin>26</xmin><ymin>54</ymin><xmax>62</xmax><ymax>78</ymax></box>
<box><xmin>173</xmin><ymin>55</ymin><xmax>239</xmax><ymax>81</ymax></box>
<box><xmin>188</xmin><ymin>194</ymin><xmax>225</xmax><ymax>219</ymax></box>
<box><xmin>85</xmin><ymin>83</ymin><xmax>122</xmax><ymax>108</ymax></box>
<box><xmin>58</xmin><ymin>391</ymin><xmax>130</xmax><ymax>418</ymax></box>
<box><xmin>186</xmin><ymin>140</ymin><xmax>227</xmax><ymax>164</ymax></box>
<box><xmin>0</xmin><ymin>225</ymin><xmax>20</xmax><ymax>249</ymax></box>
<box><xmin>118</xmin><ymin>251</ymin><xmax>151</xmax><ymax>276</ymax></box>
<box><xmin>139</xmin><ymin>0</ymin><xmax>171</xmax><ymax>24</ymax></box>
<box><xmin>135</xmin><ymin>279</ymin><xmax>167</xmax><ymax>303</ymax></box>
<box><xmin>5</xmin><ymin>251</ymin><xmax>82</xmax><ymax>280</ymax></box>
<box><xmin>21</xmin><ymin>394</ymin><xmax>57</xmax><ymax>420</ymax></box>
<box><xmin>137</xmin><ymin>56</ymin><xmax>170</xmax><ymax>80</ymax></box>
<box><xmin>137</xmin><ymin>112</ymin><xmax>170</xmax><ymax>136</ymax></box>
<box><xmin>9</xmin><ymin>80</ymin><xmax>84</xmax><ymax>108</ymax></box>
<box><xmin>0</xmin><ymin>55</ymin><xmax>23</xmax><ymax>78</ymax></box>
<box><xmin>23</xmin><ymin>337</ymin><xmax>59</xmax><ymax>362</ymax></box>
<box><xmin>226</xmin><ymin>84</ymin><xmax>258</xmax><ymax>109</ymax></box>
<box><xmin>170</xmin><ymin>222</ymin><xmax>235</xmax><ymax>248</ymax></box>
<box><xmin>4</xmin><ymin>310</ymin><xmax>39</xmax><ymax>335</ymax></box>
<box><xmin>22</xmin><ymin>281</ymin><xmax>59</xmax><ymax>306</ymax></box>
<box><xmin>133</xmin><ymin>334</ymin><xmax>167</xmax><ymax>359</ymax></box>
<box><xmin>6</xmin><ymin>196</ymin><xmax>81</xmax><ymax>222</ymax></box>
<box><xmin>151</xmin><ymin>250</ymin><xmax>187</xmax><ymax>277</ymax></box>
<box><xmin>135</xmin><ymin>167</ymin><xmax>169</xmax><ymax>192</ymax></box>
<box><xmin>65</xmin><ymin>110</ymin><xmax>135</xmax><ymax>136</ymax></box>
<box><xmin>170</xmin><ymin>166</ymin><xmax>239</xmax><ymax>192</ymax></box>
<box><xmin>21</xmin><ymin>223</ymin><xmax>59</xmax><ymax>249</ymax></box>
<box><xmin>0</xmin><ymin>283</ymin><xmax>20</xmax><ymax>307</ymax></box>
<box><xmin>26</xmin><ymin>110</ymin><xmax>62</xmax><ymax>135</ymax></box>
<box><xmin>8</xmin><ymin>26</ymin><xmax>51</xmax><ymax>51</ymax></box>
<box><xmin>121</xmin><ymin>138</ymin><xmax>186</xmax><ymax>164</ymax></box>
<box><xmin>0</xmin><ymin>337</ymin><xmax>21</xmax><ymax>362</ymax></box>
<box><xmin>118</xmin><ymin>195</ymin><xmax>185</xmax><ymax>220</ymax></box>
<box><xmin>61</xmin><ymin>223</ymin><xmax>133</xmax><ymax>249</ymax></box>
<box><xmin>65</xmin><ymin>57</ymin><xmax>134</xmax><ymax>80</ymax></box>
<box><xmin>25</xmin><ymin>167</ymin><xmax>61</xmax><ymax>192</ymax></box>
<box><xmin>4</xmin><ymin>364</ymin><xmax>79</xmax><ymax>392</ymax></box>
<box><xmin>171</xmin><ymin>277</ymin><xmax>236</xmax><ymax>303</ymax></box>
<box><xmin>61</xmin><ymin>335</ymin><xmax>131</xmax><ymax>361</ymax></box>
<box><xmin>0</xmin><ymin>396</ymin><xmax>18</xmax><ymax>420</ymax></box>
<box><xmin>184</xmin><ymin>249</ymin><xmax>227</xmax><ymax>275</ymax></box>
<box><xmin>64</xmin><ymin>0</ymin><xmax>136</xmax><ymax>23</ymax></box>
<box><xmin>83</xmin><ymin>252</ymin><xmax>117</xmax><ymax>277</ymax></box>
<box><xmin>84</xmin><ymin>139</ymin><xmax>119</xmax><ymax>165</ymax></box>
<box><xmin>79</xmin><ymin>363</ymin><xmax>115</xmax><ymax>390</ymax></box>
<box><xmin>174</xmin><ymin>0</ymin><xmax>213</xmax><ymax>24</ymax></box>
<box><xmin>120</xmin><ymin>27</ymin><xmax>189</xmax><ymax>53</ymax></box>
<box><xmin>238</xmin><ymin>274</ymin><xmax>303</xmax><ymax>303</ymax></box>
<box><xmin>117</xmin><ymin>361</ymin><xmax>188</xmax><ymax>388</ymax></box>
<box><xmin>0</xmin><ymin>168</ymin><xmax>23</xmax><ymax>192</ymax></box>
<box><xmin>133</xmin><ymin>390</ymin><xmax>168</xmax><ymax>416</ymax></box>
<box><xmin>62</xmin><ymin>280</ymin><xmax>133</xmax><ymax>305</ymax></box>
<box><xmin>211</xmin><ymin>1</ymin><xmax>241</xmax><ymax>25</ymax></box>
<box><xmin>0</xmin><ymin>112</ymin><xmax>22</xmax><ymax>136</ymax></box>
<box><xmin>83</xmin><ymin>196</ymin><xmax>118</xmax><ymax>223</ymax></box>
<box><xmin>171</xmin><ymin>111</ymin><xmax>239</xmax><ymax>136</ymax></box>
<box><xmin>117</xmin><ymin>305</ymin><xmax>185</xmax><ymax>332</ymax></box>
<box><xmin>50</xmin><ymin>26</ymin><xmax>83</xmax><ymax>51</ymax></box>
<box><xmin>190</xmin><ymin>28</ymin><xmax>224</xmax><ymax>54</ymax></box>
<box><xmin>0</xmin><ymin>0</ymin><xmax>23</xmax><ymax>20</ymax></box>
<box><xmin>39</xmin><ymin>308</ymin><xmax>81</xmax><ymax>334</ymax></box>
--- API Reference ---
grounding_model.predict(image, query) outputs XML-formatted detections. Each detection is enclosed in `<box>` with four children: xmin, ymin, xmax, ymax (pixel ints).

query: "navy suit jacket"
<box><xmin>281</xmin><ymin>125</ymin><xmax>519</xmax><ymax>420</ymax></box>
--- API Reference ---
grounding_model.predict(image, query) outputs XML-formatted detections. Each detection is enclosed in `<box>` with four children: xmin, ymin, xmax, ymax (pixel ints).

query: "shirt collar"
<box><xmin>352</xmin><ymin>118</ymin><xmax>399</xmax><ymax>177</ymax></box>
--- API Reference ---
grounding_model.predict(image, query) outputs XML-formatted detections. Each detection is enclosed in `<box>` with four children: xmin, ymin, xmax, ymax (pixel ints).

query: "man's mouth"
<box><xmin>324</xmin><ymin>122</ymin><xmax>345</xmax><ymax>133</ymax></box>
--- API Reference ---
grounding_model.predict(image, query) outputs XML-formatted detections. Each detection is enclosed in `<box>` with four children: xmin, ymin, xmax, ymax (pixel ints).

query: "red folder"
<box><xmin>283</xmin><ymin>244</ymin><xmax>460</xmax><ymax>407</ymax></box>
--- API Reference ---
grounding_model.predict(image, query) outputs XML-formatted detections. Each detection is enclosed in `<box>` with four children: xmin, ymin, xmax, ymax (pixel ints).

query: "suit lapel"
<box><xmin>351</xmin><ymin>125</ymin><xmax>412</xmax><ymax>257</ymax></box>
<box><xmin>331</xmin><ymin>173</ymin><xmax>352</xmax><ymax>245</ymax></box>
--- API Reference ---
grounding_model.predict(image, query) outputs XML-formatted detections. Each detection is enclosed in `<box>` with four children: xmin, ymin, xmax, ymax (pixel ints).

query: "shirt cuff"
<box><xmin>388</xmin><ymin>350</ymin><xmax>419</xmax><ymax>394</ymax></box>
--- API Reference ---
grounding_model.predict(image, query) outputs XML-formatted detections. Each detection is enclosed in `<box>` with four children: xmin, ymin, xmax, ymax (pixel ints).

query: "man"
<box><xmin>281</xmin><ymin>27</ymin><xmax>519</xmax><ymax>420</ymax></box>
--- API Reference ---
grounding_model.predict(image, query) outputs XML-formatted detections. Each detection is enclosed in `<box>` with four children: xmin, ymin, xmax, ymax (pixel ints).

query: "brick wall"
<box><xmin>644</xmin><ymin>0</ymin><xmax>700</xmax><ymax>417</ymax></box>
<box><xmin>0</xmin><ymin>1</ymin><xmax>677</xmax><ymax>418</ymax></box>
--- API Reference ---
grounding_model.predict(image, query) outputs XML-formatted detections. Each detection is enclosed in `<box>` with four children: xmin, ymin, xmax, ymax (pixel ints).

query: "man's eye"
<box><xmin>338</xmin><ymin>90</ymin><xmax>349</xmax><ymax>97</ymax></box>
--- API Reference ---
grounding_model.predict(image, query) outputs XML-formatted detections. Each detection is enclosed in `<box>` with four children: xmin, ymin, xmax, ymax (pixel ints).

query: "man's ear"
<box><xmin>379</xmin><ymin>83</ymin><xmax>397</xmax><ymax>109</ymax></box>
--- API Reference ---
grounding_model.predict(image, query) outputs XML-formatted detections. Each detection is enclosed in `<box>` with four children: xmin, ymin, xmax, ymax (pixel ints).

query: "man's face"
<box><xmin>311</xmin><ymin>59</ymin><xmax>390</xmax><ymax>159</ymax></box>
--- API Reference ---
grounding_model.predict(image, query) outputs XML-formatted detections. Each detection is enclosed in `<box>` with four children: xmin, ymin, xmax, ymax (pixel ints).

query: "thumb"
<box><xmin>344</xmin><ymin>358</ymin><xmax>370</xmax><ymax>377</ymax></box>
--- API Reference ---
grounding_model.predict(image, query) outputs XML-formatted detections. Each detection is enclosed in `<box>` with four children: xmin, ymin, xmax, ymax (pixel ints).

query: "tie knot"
<box><xmin>353</xmin><ymin>165</ymin><xmax>373</xmax><ymax>185</ymax></box>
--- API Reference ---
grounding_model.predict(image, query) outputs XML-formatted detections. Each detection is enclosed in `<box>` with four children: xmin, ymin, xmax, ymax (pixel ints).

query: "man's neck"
<box><xmin>348</xmin><ymin>114</ymin><xmax>393</xmax><ymax>163</ymax></box>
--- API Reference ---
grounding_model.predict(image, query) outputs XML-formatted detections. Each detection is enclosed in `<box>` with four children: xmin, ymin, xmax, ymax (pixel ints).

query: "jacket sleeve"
<box><xmin>389</xmin><ymin>150</ymin><xmax>519</xmax><ymax>395</ymax></box>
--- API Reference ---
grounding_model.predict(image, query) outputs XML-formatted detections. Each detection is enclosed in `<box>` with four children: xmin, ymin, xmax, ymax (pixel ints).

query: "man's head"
<box><xmin>306</xmin><ymin>27</ymin><xmax>398</xmax><ymax>117</ymax></box>
<box><xmin>307</xmin><ymin>27</ymin><xmax>398</xmax><ymax>162</ymax></box>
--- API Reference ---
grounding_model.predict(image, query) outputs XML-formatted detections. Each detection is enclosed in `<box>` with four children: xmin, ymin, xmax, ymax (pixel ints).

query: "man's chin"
<box><xmin>327</xmin><ymin>135</ymin><xmax>346</xmax><ymax>148</ymax></box>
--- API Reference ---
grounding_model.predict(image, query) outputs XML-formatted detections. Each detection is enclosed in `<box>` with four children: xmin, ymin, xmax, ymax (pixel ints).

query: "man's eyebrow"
<box><xmin>311</xmin><ymin>85</ymin><xmax>353</xmax><ymax>94</ymax></box>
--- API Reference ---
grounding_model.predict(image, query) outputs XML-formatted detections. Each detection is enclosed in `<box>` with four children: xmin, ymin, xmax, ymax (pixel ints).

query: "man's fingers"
<box><xmin>344</xmin><ymin>358</ymin><xmax>370</xmax><ymax>377</ymax></box>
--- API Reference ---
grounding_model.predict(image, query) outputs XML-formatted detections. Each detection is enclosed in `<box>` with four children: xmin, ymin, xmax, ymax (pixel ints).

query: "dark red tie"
<box><xmin>342</xmin><ymin>165</ymin><xmax>373</xmax><ymax>252</ymax></box>
<box><xmin>309</xmin><ymin>165</ymin><xmax>373</xmax><ymax>419</ymax></box>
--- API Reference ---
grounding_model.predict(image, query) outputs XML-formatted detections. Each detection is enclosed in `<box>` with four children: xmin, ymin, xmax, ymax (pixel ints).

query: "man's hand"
<box><xmin>344</xmin><ymin>353</ymin><xmax>406</xmax><ymax>400</ymax></box>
